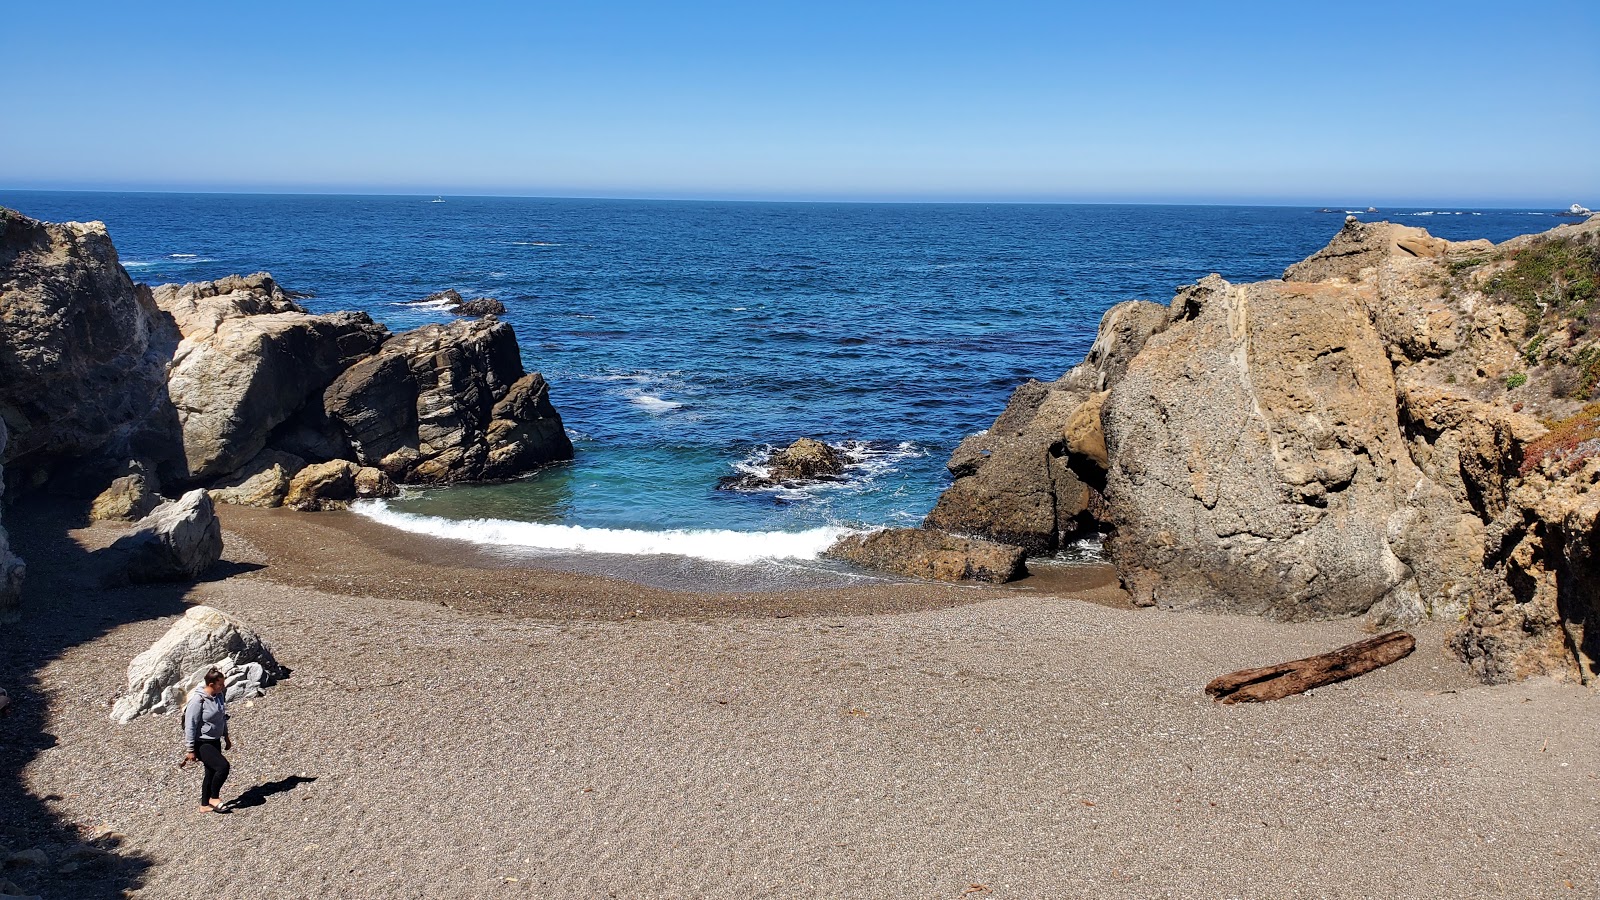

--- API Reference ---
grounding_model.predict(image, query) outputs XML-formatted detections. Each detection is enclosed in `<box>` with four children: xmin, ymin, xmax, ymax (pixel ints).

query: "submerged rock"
<box><xmin>824</xmin><ymin>528</ymin><xmax>1026</xmax><ymax>584</ymax></box>
<box><xmin>407</xmin><ymin>288</ymin><xmax>507</xmax><ymax>317</ymax></box>
<box><xmin>324</xmin><ymin>317</ymin><xmax>573</xmax><ymax>483</ymax></box>
<box><xmin>104</xmin><ymin>489</ymin><xmax>223</xmax><ymax>583</ymax></box>
<box><xmin>719</xmin><ymin>438</ymin><xmax>846</xmax><ymax>490</ymax></box>
<box><xmin>110</xmin><ymin>605</ymin><xmax>284</xmax><ymax>723</ymax></box>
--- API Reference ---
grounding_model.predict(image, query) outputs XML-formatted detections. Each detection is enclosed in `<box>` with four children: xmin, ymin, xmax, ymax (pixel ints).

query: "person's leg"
<box><xmin>196</xmin><ymin>743</ymin><xmax>230</xmax><ymax>806</ymax></box>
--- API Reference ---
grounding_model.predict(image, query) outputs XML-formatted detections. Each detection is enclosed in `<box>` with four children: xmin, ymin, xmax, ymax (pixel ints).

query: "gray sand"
<box><xmin>1</xmin><ymin>513</ymin><xmax>1595</xmax><ymax>899</ymax></box>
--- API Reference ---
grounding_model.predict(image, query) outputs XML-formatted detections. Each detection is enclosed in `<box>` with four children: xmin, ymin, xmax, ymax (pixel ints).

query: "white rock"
<box><xmin>110</xmin><ymin>605</ymin><xmax>283</xmax><ymax>724</ymax></box>
<box><xmin>107</xmin><ymin>489</ymin><xmax>223</xmax><ymax>583</ymax></box>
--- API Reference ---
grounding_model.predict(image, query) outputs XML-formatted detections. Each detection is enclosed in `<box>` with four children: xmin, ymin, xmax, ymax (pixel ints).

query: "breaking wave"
<box><xmin>352</xmin><ymin>501</ymin><xmax>852</xmax><ymax>563</ymax></box>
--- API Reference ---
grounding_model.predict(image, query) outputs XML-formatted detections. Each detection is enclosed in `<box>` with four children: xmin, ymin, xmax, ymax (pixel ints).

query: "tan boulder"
<box><xmin>824</xmin><ymin>528</ymin><xmax>1026</xmax><ymax>584</ymax></box>
<box><xmin>284</xmin><ymin>460</ymin><xmax>360</xmax><ymax>511</ymax></box>
<box><xmin>89</xmin><ymin>472</ymin><xmax>160</xmax><ymax>522</ymax></box>
<box><xmin>1062</xmin><ymin>391</ymin><xmax>1109</xmax><ymax>471</ymax></box>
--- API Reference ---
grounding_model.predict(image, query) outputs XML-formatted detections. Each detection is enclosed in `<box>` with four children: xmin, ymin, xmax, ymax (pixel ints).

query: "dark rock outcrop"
<box><xmin>924</xmin><ymin>299</ymin><xmax>1171</xmax><ymax>554</ymax></box>
<box><xmin>0</xmin><ymin>208</ymin><xmax>181</xmax><ymax>485</ymax></box>
<box><xmin>408</xmin><ymin>288</ymin><xmax>507</xmax><ymax>317</ymax></box>
<box><xmin>824</xmin><ymin>528</ymin><xmax>1026</xmax><ymax>584</ymax></box>
<box><xmin>719</xmin><ymin>438</ymin><xmax>845</xmax><ymax>490</ymax></box>
<box><xmin>324</xmin><ymin>317</ymin><xmax>573</xmax><ymax>483</ymax></box>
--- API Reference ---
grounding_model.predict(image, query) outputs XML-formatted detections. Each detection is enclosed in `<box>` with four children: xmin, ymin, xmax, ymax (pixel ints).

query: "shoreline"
<box><xmin>213</xmin><ymin>504</ymin><xmax>1132</xmax><ymax>620</ymax></box>
<box><xmin>1</xmin><ymin>500</ymin><xmax>1594</xmax><ymax>898</ymax></box>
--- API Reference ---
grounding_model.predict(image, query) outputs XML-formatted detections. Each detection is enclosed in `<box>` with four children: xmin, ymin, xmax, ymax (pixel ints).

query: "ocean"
<box><xmin>1</xmin><ymin>192</ymin><xmax>1562</xmax><ymax>575</ymax></box>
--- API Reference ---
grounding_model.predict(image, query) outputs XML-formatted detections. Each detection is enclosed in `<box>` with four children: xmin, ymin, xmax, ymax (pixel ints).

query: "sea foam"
<box><xmin>353</xmin><ymin>501</ymin><xmax>851</xmax><ymax>563</ymax></box>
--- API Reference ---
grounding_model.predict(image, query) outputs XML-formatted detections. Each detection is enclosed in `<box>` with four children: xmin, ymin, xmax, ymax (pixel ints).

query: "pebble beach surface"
<box><xmin>0</xmin><ymin>505</ymin><xmax>1595</xmax><ymax>899</ymax></box>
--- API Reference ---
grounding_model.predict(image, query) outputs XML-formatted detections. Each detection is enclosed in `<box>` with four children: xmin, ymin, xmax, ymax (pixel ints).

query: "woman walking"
<box><xmin>182</xmin><ymin>668</ymin><xmax>232</xmax><ymax>813</ymax></box>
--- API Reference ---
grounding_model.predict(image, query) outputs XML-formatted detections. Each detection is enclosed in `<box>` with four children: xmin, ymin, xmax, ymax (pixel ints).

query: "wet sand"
<box><xmin>0</xmin><ymin>505</ymin><xmax>1595</xmax><ymax>899</ymax></box>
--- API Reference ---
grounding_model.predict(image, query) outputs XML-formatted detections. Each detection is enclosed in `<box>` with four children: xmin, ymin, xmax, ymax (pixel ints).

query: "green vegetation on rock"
<box><xmin>1484</xmin><ymin>232</ymin><xmax>1600</xmax><ymax>336</ymax></box>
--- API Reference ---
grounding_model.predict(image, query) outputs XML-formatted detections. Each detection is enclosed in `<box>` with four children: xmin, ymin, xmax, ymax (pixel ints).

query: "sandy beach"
<box><xmin>0</xmin><ymin>504</ymin><xmax>1595</xmax><ymax>900</ymax></box>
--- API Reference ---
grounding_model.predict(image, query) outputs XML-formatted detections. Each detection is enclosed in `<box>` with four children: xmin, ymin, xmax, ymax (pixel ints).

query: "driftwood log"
<box><xmin>1205</xmin><ymin>631</ymin><xmax>1416</xmax><ymax>703</ymax></box>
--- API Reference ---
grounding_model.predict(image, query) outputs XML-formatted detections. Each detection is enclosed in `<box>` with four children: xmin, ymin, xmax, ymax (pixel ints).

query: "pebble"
<box><xmin>2</xmin><ymin>849</ymin><xmax>46</xmax><ymax>868</ymax></box>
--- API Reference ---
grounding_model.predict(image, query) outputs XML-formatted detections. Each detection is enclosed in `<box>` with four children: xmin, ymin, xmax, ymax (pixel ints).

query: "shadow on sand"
<box><xmin>226</xmin><ymin>774</ymin><xmax>317</xmax><ymax>811</ymax></box>
<box><xmin>0</xmin><ymin>499</ymin><xmax>259</xmax><ymax>898</ymax></box>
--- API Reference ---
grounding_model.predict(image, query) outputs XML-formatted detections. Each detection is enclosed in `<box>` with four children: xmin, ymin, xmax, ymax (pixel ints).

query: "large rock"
<box><xmin>719</xmin><ymin>437</ymin><xmax>846</xmax><ymax>490</ymax></box>
<box><xmin>207</xmin><ymin>448</ymin><xmax>305</xmax><ymax>508</ymax></box>
<box><xmin>826</xmin><ymin>528</ymin><xmax>1026</xmax><ymax>583</ymax></box>
<box><xmin>155</xmin><ymin>274</ymin><xmax>388</xmax><ymax>481</ymax></box>
<box><xmin>324</xmin><ymin>317</ymin><xmax>573</xmax><ymax>483</ymax></box>
<box><xmin>284</xmin><ymin>459</ymin><xmax>360</xmax><ymax>511</ymax></box>
<box><xmin>1099</xmin><ymin>275</ymin><xmax>1478</xmax><ymax>619</ymax></box>
<box><xmin>924</xmin><ymin>300</ymin><xmax>1171</xmax><ymax>554</ymax></box>
<box><xmin>110</xmin><ymin>605</ymin><xmax>284</xmax><ymax>723</ymax></box>
<box><xmin>104</xmin><ymin>489</ymin><xmax>223</xmax><ymax>583</ymax></box>
<box><xmin>0</xmin><ymin>208</ymin><xmax>181</xmax><ymax>485</ymax></box>
<box><xmin>1283</xmin><ymin>216</ymin><xmax>1458</xmax><ymax>283</ymax></box>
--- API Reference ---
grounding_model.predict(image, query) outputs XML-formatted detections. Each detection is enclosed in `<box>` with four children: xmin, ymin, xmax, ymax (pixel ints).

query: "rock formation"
<box><xmin>154</xmin><ymin>274</ymin><xmax>388</xmax><ymax>481</ymax></box>
<box><xmin>719</xmin><ymin>437</ymin><xmax>846</xmax><ymax>490</ymax></box>
<box><xmin>936</xmin><ymin>215</ymin><xmax>1600</xmax><ymax>682</ymax></box>
<box><xmin>324</xmin><ymin>317</ymin><xmax>573</xmax><ymax>483</ymax></box>
<box><xmin>825</xmin><ymin>528</ymin><xmax>1027</xmax><ymax>584</ymax></box>
<box><xmin>110</xmin><ymin>605</ymin><xmax>285</xmax><ymax>723</ymax></box>
<box><xmin>408</xmin><ymin>288</ymin><xmax>507</xmax><ymax>317</ymax></box>
<box><xmin>102</xmin><ymin>489</ymin><xmax>223</xmax><ymax>583</ymax></box>
<box><xmin>0</xmin><ymin>208</ymin><xmax>181</xmax><ymax>486</ymax></box>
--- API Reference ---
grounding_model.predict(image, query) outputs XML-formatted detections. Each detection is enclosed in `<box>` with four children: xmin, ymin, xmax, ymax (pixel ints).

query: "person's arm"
<box><xmin>183</xmin><ymin>694</ymin><xmax>201</xmax><ymax>754</ymax></box>
<box><xmin>221</xmin><ymin>700</ymin><xmax>231</xmax><ymax>749</ymax></box>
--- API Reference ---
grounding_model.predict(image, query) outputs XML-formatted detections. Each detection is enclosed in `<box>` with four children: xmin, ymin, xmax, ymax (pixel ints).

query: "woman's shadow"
<box><xmin>225</xmin><ymin>775</ymin><xmax>317</xmax><ymax>811</ymax></box>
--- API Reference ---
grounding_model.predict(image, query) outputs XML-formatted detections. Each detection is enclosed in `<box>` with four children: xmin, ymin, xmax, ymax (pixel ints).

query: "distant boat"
<box><xmin>430</xmin><ymin>196</ymin><xmax>445</xmax><ymax>203</ymax></box>
<box><xmin>1556</xmin><ymin>203</ymin><xmax>1592</xmax><ymax>217</ymax></box>
<box><xmin>1365</xmin><ymin>207</ymin><xmax>1379</xmax><ymax>213</ymax></box>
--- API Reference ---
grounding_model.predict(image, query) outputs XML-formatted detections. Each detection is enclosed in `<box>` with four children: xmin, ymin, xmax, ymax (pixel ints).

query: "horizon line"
<box><xmin>0</xmin><ymin>186</ymin><xmax>1583</xmax><ymax>211</ymax></box>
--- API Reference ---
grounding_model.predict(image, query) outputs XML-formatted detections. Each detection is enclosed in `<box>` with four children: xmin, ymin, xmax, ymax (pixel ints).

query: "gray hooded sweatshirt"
<box><xmin>183</xmin><ymin>687</ymin><xmax>228</xmax><ymax>751</ymax></box>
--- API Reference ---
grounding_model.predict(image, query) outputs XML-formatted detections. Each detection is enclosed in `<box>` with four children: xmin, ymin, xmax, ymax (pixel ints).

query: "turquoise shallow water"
<box><xmin>2</xmin><ymin>192</ymin><xmax>1565</xmax><ymax>565</ymax></box>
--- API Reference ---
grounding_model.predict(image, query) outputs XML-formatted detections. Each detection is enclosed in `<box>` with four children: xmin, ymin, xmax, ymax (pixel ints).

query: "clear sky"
<box><xmin>3</xmin><ymin>1</ymin><xmax>1596</xmax><ymax>205</ymax></box>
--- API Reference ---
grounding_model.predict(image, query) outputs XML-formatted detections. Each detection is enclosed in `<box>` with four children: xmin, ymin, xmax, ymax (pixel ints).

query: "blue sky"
<box><xmin>3</xmin><ymin>1</ymin><xmax>1596</xmax><ymax>205</ymax></box>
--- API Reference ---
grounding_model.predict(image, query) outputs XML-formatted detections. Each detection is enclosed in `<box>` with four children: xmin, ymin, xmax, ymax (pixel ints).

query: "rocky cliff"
<box><xmin>935</xmin><ymin>215</ymin><xmax>1600</xmax><ymax>683</ymax></box>
<box><xmin>0</xmin><ymin>208</ymin><xmax>577</xmax><ymax>616</ymax></box>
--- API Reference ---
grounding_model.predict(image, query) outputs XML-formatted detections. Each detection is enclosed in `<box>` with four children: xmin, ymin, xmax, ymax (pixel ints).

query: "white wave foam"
<box><xmin>508</xmin><ymin>241</ymin><xmax>560</xmax><ymax>246</ymax></box>
<box><xmin>630</xmin><ymin>394</ymin><xmax>682</xmax><ymax>412</ymax></box>
<box><xmin>353</xmin><ymin>501</ymin><xmax>851</xmax><ymax>563</ymax></box>
<box><xmin>730</xmin><ymin>440</ymin><xmax>927</xmax><ymax>500</ymax></box>
<box><xmin>169</xmin><ymin>253</ymin><xmax>199</xmax><ymax>258</ymax></box>
<box><xmin>122</xmin><ymin>261</ymin><xmax>154</xmax><ymax>268</ymax></box>
<box><xmin>403</xmin><ymin>298</ymin><xmax>459</xmax><ymax>312</ymax></box>
<box><xmin>124</xmin><ymin>256</ymin><xmax>215</xmax><ymax>267</ymax></box>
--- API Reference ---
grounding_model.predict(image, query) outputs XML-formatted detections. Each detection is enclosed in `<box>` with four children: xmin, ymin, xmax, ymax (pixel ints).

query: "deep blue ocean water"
<box><xmin>1</xmin><ymin>191</ymin><xmax>1566</xmax><ymax>568</ymax></box>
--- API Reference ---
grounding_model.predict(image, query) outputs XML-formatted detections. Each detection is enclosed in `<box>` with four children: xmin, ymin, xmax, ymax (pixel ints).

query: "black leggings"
<box><xmin>195</xmin><ymin>741</ymin><xmax>230</xmax><ymax>804</ymax></box>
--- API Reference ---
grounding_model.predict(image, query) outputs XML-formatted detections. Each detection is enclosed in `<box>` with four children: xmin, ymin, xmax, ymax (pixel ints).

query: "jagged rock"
<box><xmin>0</xmin><ymin>685</ymin><xmax>10</xmax><ymax>716</ymax></box>
<box><xmin>407</xmin><ymin>289</ymin><xmax>506</xmax><ymax>317</ymax></box>
<box><xmin>0</xmin><ymin>421</ymin><xmax>26</xmax><ymax>624</ymax></box>
<box><xmin>89</xmin><ymin>470</ymin><xmax>160</xmax><ymax>521</ymax></box>
<box><xmin>1454</xmin><ymin>450</ymin><xmax>1600</xmax><ymax>684</ymax></box>
<box><xmin>1063</xmin><ymin>391</ymin><xmax>1109</xmax><ymax>471</ymax></box>
<box><xmin>825</xmin><ymin>528</ymin><xmax>1026</xmax><ymax>583</ymax></box>
<box><xmin>925</xmin><ymin>300</ymin><xmax>1172</xmax><ymax>554</ymax></box>
<box><xmin>284</xmin><ymin>459</ymin><xmax>360</xmax><ymax>511</ymax></box>
<box><xmin>208</xmin><ymin>449</ymin><xmax>305</xmax><ymax>508</ymax></box>
<box><xmin>155</xmin><ymin>274</ymin><xmax>389</xmax><ymax>481</ymax></box>
<box><xmin>719</xmin><ymin>438</ymin><xmax>845</xmax><ymax>490</ymax></box>
<box><xmin>1283</xmin><ymin>216</ymin><xmax>1457</xmax><ymax>283</ymax></box>
<box><xmin>324</xmin><ymin>317</ymin><xmax>573</xmax><ymax>483</ymax></box>
<box><xmin>0</xmin><ymin>208</ymin><xmax>182</xmax><ymax>484</ymax></box>
<box><xmin>456</xmin><ymin>297</ymin><xmax>507</xmax><ymax>317</ymax></box>
<box><xmin>110</xmin><ymin>605</ymin><xmax>284</xmax><ymax>723</ymax></box>
<box><xmin>104</xmin><ymin>489</ymin><xmax>223</xmax><ymax>583</ymax></box>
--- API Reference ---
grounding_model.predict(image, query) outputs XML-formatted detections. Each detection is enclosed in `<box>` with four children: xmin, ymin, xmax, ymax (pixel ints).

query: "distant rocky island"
<box><xmin>2</xmin><ymin>205</ymin><xmax>1597</xmax><ymax>687</ymax></box>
